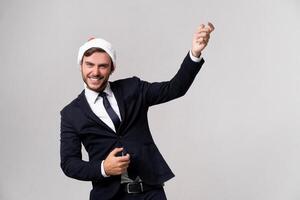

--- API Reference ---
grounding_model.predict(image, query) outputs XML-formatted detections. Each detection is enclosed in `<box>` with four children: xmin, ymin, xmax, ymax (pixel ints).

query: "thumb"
<box><xmin>207</xmin><ymin>22</ymin><xmax>215</xmax><ymax>32</ymax></box>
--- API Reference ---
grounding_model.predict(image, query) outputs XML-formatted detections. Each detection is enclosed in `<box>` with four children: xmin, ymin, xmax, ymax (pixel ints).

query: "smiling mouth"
<box><xmin>89</xmin><ymin>76</ymin><xmax>104</xmax><ymax>81</ymax></box>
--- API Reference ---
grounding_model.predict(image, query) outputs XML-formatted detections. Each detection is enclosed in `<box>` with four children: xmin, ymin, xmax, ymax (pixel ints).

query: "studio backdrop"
<box><xmin>0</xmin><ymin>0</ymin><xmax>299</xmax><ymax>199</ymax></box>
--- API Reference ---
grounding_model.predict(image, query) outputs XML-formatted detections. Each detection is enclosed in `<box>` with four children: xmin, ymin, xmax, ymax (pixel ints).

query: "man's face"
<box><xmin>81</xmin><ymin>52</ymin><xmax>113</xmax><ymax>92</ymax></box>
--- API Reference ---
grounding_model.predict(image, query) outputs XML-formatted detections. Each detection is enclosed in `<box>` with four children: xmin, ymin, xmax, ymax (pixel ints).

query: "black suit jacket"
<box><xmin>60</xmin><ymin>52</ymin><xmax>204</xmax><ymax>200</ymax></box>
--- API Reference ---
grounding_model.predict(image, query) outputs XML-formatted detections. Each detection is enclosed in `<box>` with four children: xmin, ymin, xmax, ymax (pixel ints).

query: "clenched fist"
<box><xmin>103</xmin><ymin>147</ymin><xmax>130</xmax><ymax>176</ymax></box>
<box><xmin>192</xmin><ymin>22</ymin><xmax>215</xmax><ymax>57</ymax></box>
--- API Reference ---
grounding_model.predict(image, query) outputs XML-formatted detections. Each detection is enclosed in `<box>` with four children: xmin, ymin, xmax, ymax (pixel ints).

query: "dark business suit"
<box><xmin>60</xmin><ymin>52</ymin><xmax>204</xmax><ymax>200</ymax></box>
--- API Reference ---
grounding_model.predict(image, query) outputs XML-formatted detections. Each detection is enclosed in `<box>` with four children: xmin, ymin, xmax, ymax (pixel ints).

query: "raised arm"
<box><xmin>142</xmin><ymin>23</ymin><xmax>215</xmax><ymax>106</ymax></box>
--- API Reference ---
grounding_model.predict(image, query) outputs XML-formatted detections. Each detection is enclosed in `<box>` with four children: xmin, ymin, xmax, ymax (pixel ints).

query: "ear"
<box><xmin>80</xmin><ymin>64</ymin><xmax>83</xmax><ymax>71</ymax></box>
<box><xmin>110</xmin><ymin>65</ymin><xmax>115</xmax><ymax>74</ymax></box>
<box><xmin>80</xmin><ymin>58</ymin><xmax>84</xmax><ymax>69</ymax></box>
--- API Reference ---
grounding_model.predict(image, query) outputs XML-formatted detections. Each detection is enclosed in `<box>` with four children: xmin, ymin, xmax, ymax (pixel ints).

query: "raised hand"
<box><xmin>191</xmin><ymin>22</ymin><xmax>215</xmax><ymax>57</ymax></box>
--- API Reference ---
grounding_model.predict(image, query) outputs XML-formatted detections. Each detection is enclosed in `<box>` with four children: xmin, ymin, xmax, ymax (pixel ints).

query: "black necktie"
<box><xmin>99</xmin><ymin>92</ymin><xmax>121</xmax><ymax>131</ymax></box>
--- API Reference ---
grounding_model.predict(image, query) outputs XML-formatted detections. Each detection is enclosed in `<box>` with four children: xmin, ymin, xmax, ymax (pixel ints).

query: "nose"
<box><xmin>91</xmin><ymin>66</ymin><xmax>100</xmax><ymax>76</ymax></box>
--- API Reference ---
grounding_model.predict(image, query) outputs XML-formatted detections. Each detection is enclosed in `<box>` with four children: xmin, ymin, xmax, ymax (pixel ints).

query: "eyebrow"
<box><xmin>85</xmin><ymin>61</ymin><xmax>109</xmax><ymax>67</ymax></box>
<box><xmin>85</xmin><ymin>61</ymin><xmax>95</xmax><ymax>66</ymax></box>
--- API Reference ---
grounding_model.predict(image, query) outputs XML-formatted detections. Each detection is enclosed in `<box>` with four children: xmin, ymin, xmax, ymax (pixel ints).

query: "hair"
<box><xmin>80</xmin><ymin>47</ymin><xmax>114</xmax><ymax>71</ymax></box>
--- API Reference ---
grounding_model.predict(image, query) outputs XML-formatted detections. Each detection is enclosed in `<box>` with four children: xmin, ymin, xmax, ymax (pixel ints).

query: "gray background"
<box><xmin>1</xmin><ymin>0</ymin><xmax>299</xmax><ymax>199</ymax></box>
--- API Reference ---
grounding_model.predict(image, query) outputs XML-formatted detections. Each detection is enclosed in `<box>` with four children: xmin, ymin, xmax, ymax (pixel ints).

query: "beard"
<box><xmin>83</xmin><ymin>75</ymin><xmax>108</xmax><ymax>92</ymax></box>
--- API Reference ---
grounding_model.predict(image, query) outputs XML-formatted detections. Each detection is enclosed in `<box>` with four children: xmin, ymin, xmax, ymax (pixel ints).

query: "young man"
<box><xmin>60</xmin><ymin>23</ymin><xmax>214</xmax><ymax>200</ymax></box>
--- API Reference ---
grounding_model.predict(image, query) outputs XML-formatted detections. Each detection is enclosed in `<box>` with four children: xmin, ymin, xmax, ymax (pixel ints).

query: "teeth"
<box><xmin>90</xmin><ymin>77</ymin><xmax>100</xmax><ymax>80</ymax></box>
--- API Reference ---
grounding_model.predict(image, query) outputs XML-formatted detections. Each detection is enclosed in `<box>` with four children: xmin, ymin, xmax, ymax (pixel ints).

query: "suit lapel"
<box><xmin>77</xmin><ymin>90</ymin><xmax>115</xmax><ymax>134</ymax></box>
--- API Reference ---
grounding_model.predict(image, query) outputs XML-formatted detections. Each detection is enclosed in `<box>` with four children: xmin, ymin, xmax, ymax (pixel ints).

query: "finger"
<box><xmin>199</xmin><ymin>27</ymin><xmax>211</xmax><ymax>33</ymax></box>
<box><xmin>196</xmin><ymin>37</ymin><xmax>207</xmax><ymax>44</ymax></box>
<box><xmin>110</xmin><ymin>147</ymin><xmax>124</xmax><ymax>156</ymax></box>
<box><xmin>118</xmin><ymin>154</ymin><xmax>131</xmax><ymax>162</ymax></box>
<box><xmin>197</xmin><ymin>24</ymin><xmax>205</xmax><ymax>32</ymax></box>
<box><xmin>207</xmin><ymin>22</ymin><xmax>215</xmax><ymax>32</ymax></box>
<box><xmin>196</xmin><ymin>29</ymin><xmax>211</xmax><ymax>36</ymax></box>
<box><xmin>117</xmin><ymin>160</ymin><xmax>129</xmax><ymax>167</ymax></box>
<box><xmin>196</xmin><ymin>37</ymin><xmax>203</xmax><ymax>43</ymax></box>
<box><xmin>119</xmin><ymin>161</ymin><xmax>130</xmax><ymax>168</ymax></box>
<box><xmin>196</xmin><ymin>40</ymin><xmax>207</xmax><ymax>46</ymax></box>
<box><xmin>195</xmin><ymin>32</ymin><xmax>210</xmax><ymax>38</ymax></box>
<box><xmin>116</xmin><ymin>162</ymin><xmax>130</xmax><ymax>174</ymax></box>
<box><xmin>196</xmin><ymin>39</ymin><xmax>208</xmax><ymax>46</ymax></box>
<box><xmin>196</xmin><ymin>35</ymin><xmax>210</xmax><ymax>42</ymax></box>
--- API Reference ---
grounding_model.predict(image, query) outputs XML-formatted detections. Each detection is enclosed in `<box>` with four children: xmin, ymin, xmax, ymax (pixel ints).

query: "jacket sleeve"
<box><xmin>60</xmin><ymin>109</ymin><xmax>105</xmax><ymax>182</ymax></box>
<box><xmin>141</xmin><ymin>52</ymin><xmax>205</xmax><ymax>106</ymax></box>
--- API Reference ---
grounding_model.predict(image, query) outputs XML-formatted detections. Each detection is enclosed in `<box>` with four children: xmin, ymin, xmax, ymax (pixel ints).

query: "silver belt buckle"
<box><xmin>127</xmin><ymin>182</ymin><xmax>144</xmax><ymax>194</ymax></box>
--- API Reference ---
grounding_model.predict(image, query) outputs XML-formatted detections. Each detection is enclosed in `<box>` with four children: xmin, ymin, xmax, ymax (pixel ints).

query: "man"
<box><xmin>60</xmin><ymin>23</ymin><xmax>215</xmax><ymax>200</ymax></box>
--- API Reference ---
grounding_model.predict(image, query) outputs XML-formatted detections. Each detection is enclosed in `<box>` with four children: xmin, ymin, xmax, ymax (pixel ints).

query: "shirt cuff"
<box><xmin>101</xmin><ymin>160</ymin><xmax>110</xmax><ymax>177</ymax></box>
<box><xmin>189</xmin><ymin>50</ymin><xmax>202</xmax><ymax>62</ymax></box>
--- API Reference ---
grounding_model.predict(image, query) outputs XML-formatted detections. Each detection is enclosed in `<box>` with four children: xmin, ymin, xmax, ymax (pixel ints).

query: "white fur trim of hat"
<box><xmin>77</xmin><ymin>38</ymin><xmax>116</xmax><ymax>67</ymax></box>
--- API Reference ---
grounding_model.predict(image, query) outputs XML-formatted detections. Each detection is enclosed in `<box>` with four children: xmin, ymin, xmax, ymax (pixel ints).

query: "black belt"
<box><xmin>122</xmin><ymin>182</ymin><xmax>162</xmax><ymax>194</ymax></box>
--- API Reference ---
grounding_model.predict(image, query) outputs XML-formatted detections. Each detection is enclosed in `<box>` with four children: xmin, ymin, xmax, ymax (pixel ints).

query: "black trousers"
<box><xmin>112</xmin><ymin>187</ymin><xmax>167</xmax><ymax>200</ymax></box>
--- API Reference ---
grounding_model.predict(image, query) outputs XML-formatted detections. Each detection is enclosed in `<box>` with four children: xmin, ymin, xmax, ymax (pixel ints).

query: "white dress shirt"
<box><xmin>85</xmin><ymin>83</ymin><xmax>122</xmax><ymax>133</ymax></box>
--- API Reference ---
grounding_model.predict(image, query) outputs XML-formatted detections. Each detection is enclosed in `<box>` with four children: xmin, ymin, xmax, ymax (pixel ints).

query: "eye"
<box><xmin>85</xmin><ymin>62</ymin><xmax>94</xmax><ymax>67</ymax></box>
<box><xmin>99</xmin><ymin>64</ymin><xmax>109</xmax><ymax>68</ymax></box>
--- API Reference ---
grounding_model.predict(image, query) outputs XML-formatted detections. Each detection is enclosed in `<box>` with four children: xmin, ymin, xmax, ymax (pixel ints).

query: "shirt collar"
<box><xmin>84</xmin><ymin>82</ymin><xmax>113</xmax><ymax>104</ymax></box>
